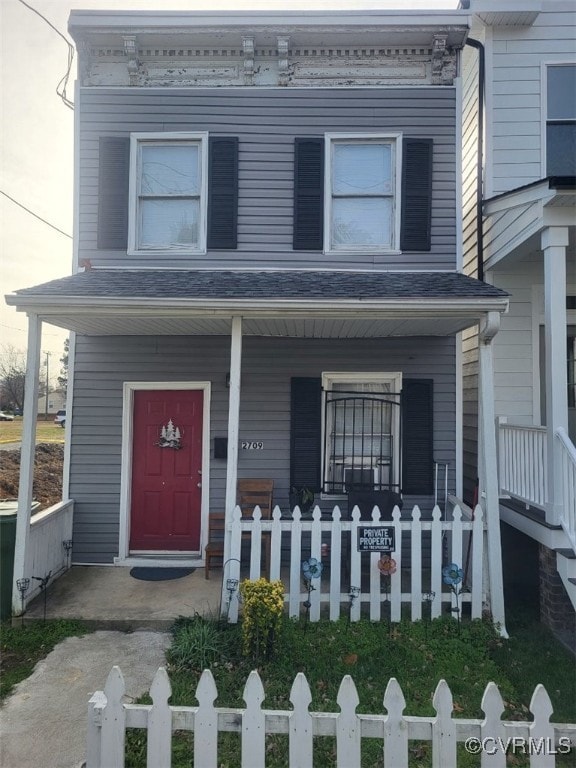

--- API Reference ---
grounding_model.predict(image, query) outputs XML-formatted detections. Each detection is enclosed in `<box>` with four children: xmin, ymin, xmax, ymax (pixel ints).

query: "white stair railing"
<box><xmin>498</xmin><ymin>422</ymin><xmax>547</xmax><ymax>508</ymax></box>
<box><xmin>555</xmin><ymin>427</ymin><xmax>576</xmax><ymax>552</ymax></box>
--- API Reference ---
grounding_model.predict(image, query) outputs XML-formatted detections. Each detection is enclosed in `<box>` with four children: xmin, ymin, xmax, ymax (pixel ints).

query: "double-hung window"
<box><xmin>545</xmin><ymin>64</ymin><xmax>576</xmax><ymax>176</ymax></box>
<box><xmin>324</xmin><ymin>134</ymin><xmax>401</xmax><ymax>253</ymax></box>
<box><xmin>129</xmin><ymin>132</ymin><xmax>208</xmax><ymax>254</ymax></box>
<box><xmin>322</xmin><ymin>372</ymin><xmax>402</xmax><ymax>495</ymax></box>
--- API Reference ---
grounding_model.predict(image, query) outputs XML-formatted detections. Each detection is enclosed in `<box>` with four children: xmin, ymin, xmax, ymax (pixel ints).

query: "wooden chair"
<box><xmin>204</xmin><ymin>479</ymin><xmax>274</xmax><ymax>579</ymax></box>
<box><xmin>204</xmin><ymin>512</ymin><xmax>225</xmax><ymax>579</ymax></box>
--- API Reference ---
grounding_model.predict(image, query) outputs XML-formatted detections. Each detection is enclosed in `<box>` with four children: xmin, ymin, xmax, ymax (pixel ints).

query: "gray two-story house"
<box><xmin>7</xmin><ymin>10</ymin><xmax>509</xmax><ymax>623</ymax></box>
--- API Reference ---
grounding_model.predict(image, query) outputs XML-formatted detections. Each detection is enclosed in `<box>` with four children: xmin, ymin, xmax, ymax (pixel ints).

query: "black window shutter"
<box><xmin>207</xmin><ymin>137</ymin><xmax>238</xmax><ymax>249</ymax></box>
<box><xmin>401</xmin><ymin>379</ymin><xmax>434</xmax><ymax>495</ymax></box>
<box><xmin>290</xmin><ymin>377</ymin><xmax>322</xmax><ymax>491</ymax></box>
<box><xmin>400</xmin><ymin>138</ymin><xmax>433</xmax><ymax>252</ymax></box>
<box><xmin>293</xmin><ymin>138</ymin><xmax>324</xmax><ymax>250</ymax></box>
<box><xmin>97</xmin><ymin>137</ymin><xmax>130</xmax><ymax>250</ymax></box>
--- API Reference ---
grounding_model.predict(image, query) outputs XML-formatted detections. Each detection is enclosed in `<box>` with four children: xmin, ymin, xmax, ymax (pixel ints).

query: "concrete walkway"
<box><xmin>0</xmin><ymin>630</ymin><xmax>170</xmax><ymax>768</ymax></box>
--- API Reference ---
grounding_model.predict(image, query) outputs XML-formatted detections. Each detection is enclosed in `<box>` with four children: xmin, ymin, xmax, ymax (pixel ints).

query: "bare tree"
<box><xmin>57</xmin><ymin>337</ymin><xmax>69</xmax><ymax>394</ymax></box>
<box><xmin>0</xmin><ymin>344</ymin><xmax>27</xmax><ymax>411</ymax></box>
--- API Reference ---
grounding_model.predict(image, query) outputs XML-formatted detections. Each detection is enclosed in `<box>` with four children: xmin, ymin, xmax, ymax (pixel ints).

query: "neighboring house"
<box><xmin>460</xmin><ymin>0</ymin><xmax>576</xmax><ymax>633</ymax></box>
<box><xmin>37</xmin><ymin>389</ymin><xmax>66</xmax><ymax>416</ymax></box>
<box><xmin>7</xmin><ymin>10</ymin><xmax>509</xmax><ymax>622</ymax></box>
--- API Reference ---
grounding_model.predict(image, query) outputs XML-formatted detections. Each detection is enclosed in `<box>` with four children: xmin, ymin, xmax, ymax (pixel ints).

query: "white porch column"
<box><xmin>478</xmin><ymin>311</ymin><xmax>507</xmax><ymax>636</ymax></box>
<box><xmin>12</xmin><ymin>314</ymin><xmax>42</xmax><ymax>614</ymax></box>
<box><xmin>542</xmin><ymin>226</ymin><xmax>569</xmax><ymax>525</ymax></box>
<box><xmin>223</xmin><ymin>316</ymin><xmax>243</xmax><ymax>570</ymax></box>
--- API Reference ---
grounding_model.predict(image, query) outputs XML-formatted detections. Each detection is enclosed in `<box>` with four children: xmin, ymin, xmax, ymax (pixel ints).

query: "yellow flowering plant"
<box><xmin>239</xmin><ymin>578</ymin><xmax>285</xmax><ymax>660</ymax></box>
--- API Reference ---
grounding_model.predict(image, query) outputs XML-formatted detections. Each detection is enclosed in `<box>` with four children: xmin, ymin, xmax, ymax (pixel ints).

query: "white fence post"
<box><xmin>101</xmin><ymin>667</ymin><xmax>126</xmax><ymax>768</ymax></box>
<box><xmin>336</xmin><ymin>676</ymin><xmax>361</xmax><ymax>768</ymax></box>
<box><xmin>86</xmin><ymin>691</ymin><xmax>106</xmax><ymax>768</ymax></box>
<box><xmin>147</xmin><ymin>668</ymin><xmax>172</xmax><ymax>768</ymax></box>
<box><xmin>529</xmin><ymin>685</ymin><xmax>555</xmax><ymax>768</ymax></box>
<box><xmin>289</xmin><ymin>673</ymin><xmax>313</xmax><ymax>768</ymax></box>
<box><xmin>195</xmin><ymin>670</ymin><xmax>219</xmax><ymax>768</ymax></box>
<box><xmin>383</xmin><ymin>678</ymin><xmax>409</xmax><ymax>768</ymax></box>
<box><xmin>242</xmin><ymin>671</ymin><xmax>266</xmax><ymax>768</ymax></box>
<box><xmin>432</xmin><ymin>680</ymin><xmax>456</xmax><ymax>768</ymax></box>
<box><xmin>481</xmin><ymin>682</ymin><xmax>506</xmax><ymax>768</ymax></box>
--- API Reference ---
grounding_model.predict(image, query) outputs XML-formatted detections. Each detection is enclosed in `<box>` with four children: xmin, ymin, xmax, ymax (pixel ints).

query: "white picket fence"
<box><xmin>226</xmin><ymin>504</ymin><xmax>485</xmax><ymax>624</ymax></box>
<box><xmin>86</xmin><ymin>666</ymin><xmax>576</xmax><ymax>768</ymax></box>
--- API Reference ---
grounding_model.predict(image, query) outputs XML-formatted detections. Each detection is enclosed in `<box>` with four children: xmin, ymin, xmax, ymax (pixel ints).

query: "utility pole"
<box><xmin>44</xmin><ymin>351</ymin><xmax>51</xmax><ymax>420</ymax></box>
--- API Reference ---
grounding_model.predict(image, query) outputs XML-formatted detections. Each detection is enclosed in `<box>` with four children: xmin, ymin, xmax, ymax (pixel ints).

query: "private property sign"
<box><xmin>357</xmin><ymin>525</ymin><xmax>395</xmax><ymax>553</ymax></box>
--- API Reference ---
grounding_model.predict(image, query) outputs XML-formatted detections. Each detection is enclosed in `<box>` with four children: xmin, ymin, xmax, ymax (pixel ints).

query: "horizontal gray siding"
<box><xmin>69</xmin><ymin>334</ymin><xmax>456</xmax><ymax>563</ymax></box>
<box><xmin>78</xmin><ymin>86</ymin><xmax>457</xmax><ymax>271</ymax></box>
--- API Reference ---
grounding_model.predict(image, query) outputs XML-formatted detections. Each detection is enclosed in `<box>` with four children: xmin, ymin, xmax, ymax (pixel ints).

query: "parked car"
<box><xmin>54</xmin><ymin>410</ymin><xmax>66</xmax><ymax>427</ymax></box>
<box><xmin>0</xmin><ymin>411</ymin><xmax>15</xmax><ymax>421</ymax></box>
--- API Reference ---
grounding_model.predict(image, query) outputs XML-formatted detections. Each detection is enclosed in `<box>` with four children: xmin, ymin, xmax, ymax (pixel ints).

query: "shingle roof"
<box><xmin>13</xmin><ymin>269</ymin><xmax>508</xmax><ymax>301</ymax></box>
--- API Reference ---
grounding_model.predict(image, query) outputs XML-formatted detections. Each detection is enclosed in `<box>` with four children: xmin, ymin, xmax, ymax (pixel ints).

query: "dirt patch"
<box><xmin>0</xmin><ymin>443</ymin><xmax>64</xmax><ymax>510</ymax></box>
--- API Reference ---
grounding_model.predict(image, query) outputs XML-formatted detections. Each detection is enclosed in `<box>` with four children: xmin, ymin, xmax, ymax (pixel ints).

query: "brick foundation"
<box><xmin>539</xmin><ymin>545</ymin><xmax>576</xmax><ymax>634</ymax></box>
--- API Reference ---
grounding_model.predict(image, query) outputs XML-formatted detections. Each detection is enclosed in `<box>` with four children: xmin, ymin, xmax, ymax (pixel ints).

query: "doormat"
<box><xmin>129</xmin><ymin>567</ymin><xmax>195</xmax><ymax>581</ymax></box>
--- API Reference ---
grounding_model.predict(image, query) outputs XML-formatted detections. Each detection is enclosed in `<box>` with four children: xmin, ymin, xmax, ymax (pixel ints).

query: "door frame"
<box><xmin>116</xmin><ymin>381</ymin><xmax>211</xmax><ymax>567</ymax></box>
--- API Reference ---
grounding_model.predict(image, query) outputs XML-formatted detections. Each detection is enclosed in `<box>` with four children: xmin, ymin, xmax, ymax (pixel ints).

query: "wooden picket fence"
<box><xmin>86</xmin><ymin>666</ymin><xmax>576</xmax><ymax>768</ymax></box>
<box><xmin>226</xmin><ymin>504</ymin><xmax>485</xmax><ymax>624</ymax></box>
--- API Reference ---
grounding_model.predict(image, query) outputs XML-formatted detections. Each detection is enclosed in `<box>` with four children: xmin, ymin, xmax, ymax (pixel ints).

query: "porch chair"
<box><xmin>204</xmin><ymin>479</ymin><xmax>274</xmax><ymax>579</ymax></box>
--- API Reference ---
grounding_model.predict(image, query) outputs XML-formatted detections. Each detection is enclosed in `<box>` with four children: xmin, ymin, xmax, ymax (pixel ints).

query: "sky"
<box><xmin>0</xmin><ymin>0</ymin><xmax>458</xmax><ymax>384</ymax></box>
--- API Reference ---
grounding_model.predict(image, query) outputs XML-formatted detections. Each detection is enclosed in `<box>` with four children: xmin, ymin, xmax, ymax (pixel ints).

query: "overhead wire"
<box><xmin>16</xmin><ymin>0</ymin><xmax>75</xmax><ymax>110</ymax></box>
<box><xmin>0</xmin><ymin>190</ymin><xmax>72</xmax><ymax>239</ymax></box>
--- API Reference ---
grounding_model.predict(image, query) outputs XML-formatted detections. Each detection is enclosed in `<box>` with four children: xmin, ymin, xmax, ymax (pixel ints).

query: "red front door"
<box><xmin>130</xmin><ymin>389</ymin><xmax>203</xmax><ymax>552</ymax></box>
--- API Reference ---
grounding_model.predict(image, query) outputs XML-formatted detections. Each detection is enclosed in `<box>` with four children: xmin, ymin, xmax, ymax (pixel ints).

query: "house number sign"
<box><xmin>357</xmin><ymin>526</ymin><xmax>395</xmax><ymax>553</ymax></box>
<box><xmin>241</xmin><ymin>441</ymin><xmax>264</xmax><ymax>450</ymax></box>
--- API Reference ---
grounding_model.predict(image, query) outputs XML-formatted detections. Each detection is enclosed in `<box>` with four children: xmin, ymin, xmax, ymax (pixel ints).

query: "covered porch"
<box><xmin>7</xmin><ymin>269</ymin><xmax>508</xmax><ymax>629</ymax></box>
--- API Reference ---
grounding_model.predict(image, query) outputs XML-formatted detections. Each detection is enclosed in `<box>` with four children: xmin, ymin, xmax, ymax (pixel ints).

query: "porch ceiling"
<box><xmin>6</xmin><ymin>269</ymin><xmax>509</xmax><ymax>339</ymax></box>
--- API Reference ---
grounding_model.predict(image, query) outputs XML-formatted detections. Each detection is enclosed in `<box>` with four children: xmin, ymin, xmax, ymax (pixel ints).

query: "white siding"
<box><xmin>487</xmin><ymin>8</ymin><xmax>576</xmax><ymax>196</ymax></box>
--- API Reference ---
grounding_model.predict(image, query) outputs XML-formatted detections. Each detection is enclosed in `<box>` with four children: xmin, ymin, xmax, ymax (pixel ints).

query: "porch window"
<box><xmin>129</xmin><ymin>133</ymin><xmax>208</xmax><ymax>254</ymax></box>
<box><xmin>322</xmin><ymin>373</ymin><xmax>402</xmax><ymax>495</ymax></box>
<box><xmin>324</xmin><ymin>135</ymin><xmax>401</xmax><ymax>253</ymax></box>
<box><xmin>546</xmin><ymin>64</ymin><xmax>576</xmax><ymax>176</ymax></box>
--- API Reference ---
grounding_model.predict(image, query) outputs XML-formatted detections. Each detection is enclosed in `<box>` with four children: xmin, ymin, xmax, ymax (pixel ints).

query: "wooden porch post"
<box><xmin>12</xmin><ymin>314</ymin><xmax>42</xmax><ymax>614</ymax></box>
<box><xmin>542</xmin><ymin>226</ymin><xmax>569</xmax><ymax>526</ymax></box>
<box><xmin>478</xmin><ymin>311</ymin><xmax>507</xmax><ymax>637</ymax></box>
<box><xmin>222</xmin><ymin>316</ymin><xmax>243</xmax><ymax>601</ymax></box>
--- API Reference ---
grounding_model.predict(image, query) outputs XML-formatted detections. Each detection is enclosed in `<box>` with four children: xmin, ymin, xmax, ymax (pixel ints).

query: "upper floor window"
<box><xmin>293</xmin><ymin>135</ymin><xmax>432</xmax><ymax>254</ymax></box>
<box><xmin>128</xmin><ymin>133</ymin><xmax>208</xmax><ymax>254</ymax></box>
<box><xmin>546</xmin><ymin>65</ymin><xmax>576</xmax><ymax>177</ymax></box>
<box><xmin>324</xmin><ymin>135</ymin><xmax>401</xmax><ymax>253</ymax></box>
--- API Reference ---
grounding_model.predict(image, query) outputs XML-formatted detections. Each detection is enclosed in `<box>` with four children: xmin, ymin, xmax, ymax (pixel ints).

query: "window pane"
<box><xmin>332</xmin><ymin>198</ymin><xmax>392</xmax><ymax>247</ymax></box>
<box><xmin>546</xmin><ymin>124</ymin><xmax>576</xmax><ymax>175</ymax></box>
<box><xmin>140</xmin><ymin>199</ymin><xmax>199</xmax><ymax>247</ymax></box>
<box><xmin>548</xmin><ymin>65</ymin><xmax>576</xmax><ymax>120</ymax></box>
<box><xmin>141</xmin><ymin>145</ymin><xmax>199</xmax><ymax>195</ymax></box>
<box><xmin>333</xmin><ymin>144</ymin><xmax>392</xmax><ymax>195</ymax></box>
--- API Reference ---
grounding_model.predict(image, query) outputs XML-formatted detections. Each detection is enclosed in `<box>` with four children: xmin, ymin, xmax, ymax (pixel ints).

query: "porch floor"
<box><xmin>22</xmin><ymin>565</ymin><xmax>223</xmax><ymax>630</ymax></box>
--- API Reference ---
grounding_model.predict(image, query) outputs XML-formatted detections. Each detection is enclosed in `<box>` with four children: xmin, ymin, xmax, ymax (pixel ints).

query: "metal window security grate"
<box><xmin>323</xmin><ymin>388</ymin><xmax>401</xmax><ymax>494</ymax></box>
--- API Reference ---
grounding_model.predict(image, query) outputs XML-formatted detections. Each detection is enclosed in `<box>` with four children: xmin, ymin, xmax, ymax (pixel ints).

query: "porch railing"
<box><xmin>497</xmin><ymin>422</ymin><xmax>547</xmax><ymax>508</ymax></box>
<box><xmin>25</xmin><ymin>500</ymin><xmax>74</xmax><ymax>606</ymax></box>
<box><xmin>226</xmin><ymin>504</ymin><xmax>485</xmax><ymax>624</ymax></box>
<box><xmin>556</xmin><ymin>427</ymin><xmax>576</xmax><ymax>552</ymax></box>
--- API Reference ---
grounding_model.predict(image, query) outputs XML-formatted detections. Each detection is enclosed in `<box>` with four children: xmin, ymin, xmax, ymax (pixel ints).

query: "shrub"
<box><xmin>239</xmin><ymin>578</ymin><xmax>284</xmax><ymax>660</ymax></box>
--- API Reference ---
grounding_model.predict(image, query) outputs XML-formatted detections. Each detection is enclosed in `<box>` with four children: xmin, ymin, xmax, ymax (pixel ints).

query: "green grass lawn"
<box><xmin>124</xmin><ymin>612</ymin><xmax>575</xmax><ymax>768</ymax></box>
<box><xmin>0</xmin><ymin>417</ymin><xmax>64</xmax><ymax>444</ymax></box>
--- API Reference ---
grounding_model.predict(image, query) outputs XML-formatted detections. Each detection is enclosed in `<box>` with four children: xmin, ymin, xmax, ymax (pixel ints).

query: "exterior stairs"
<box><xmin>556</xmin><ymin>547</ymin><xmax>576</xmax><ymax>611</ymax></box>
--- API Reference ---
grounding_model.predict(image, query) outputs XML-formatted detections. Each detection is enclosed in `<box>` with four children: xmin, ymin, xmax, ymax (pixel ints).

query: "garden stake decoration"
<box><xmin>378</xmin><ymin>555</ymin><xmax>397</xmax><ymax>633</ymax></box>
<box><xmin>16</xmin><ymin>578</ymin><xmax>30</xmax><ymax>626</ymax></box>
<box><xmin>348</xmin><ymin>585</ymin><xmax>360</xmax><ymax>627</ymax></box>
<box><xmin>33</xmin><ymin>571</ymin><xmax>52</xmax><ymax>622</ymax></box>
<box><xmin>225</xmin><ymin>578</ymin><xmax>239</xmax><ymax>621</ymax></box>
<box><xmin>424</xmin><ymin>591</ymin><xmax>436</xmax><ymax>637</ymax></box>
<box><xmin>301</xmin><ymin>557</ymin><xmax>323</xmax><ymax>630</ymax></box>
<box><xmin>442</xmin><ymin>563</ymin><xmax>464</xmax><ymax>628</ymax></box>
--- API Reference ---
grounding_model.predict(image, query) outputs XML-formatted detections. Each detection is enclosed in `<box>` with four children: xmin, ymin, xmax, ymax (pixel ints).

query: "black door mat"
<box><xmin>130</xmin><ymin>567</ymin><xmax>195</xmax><ymax>581</ymax></box>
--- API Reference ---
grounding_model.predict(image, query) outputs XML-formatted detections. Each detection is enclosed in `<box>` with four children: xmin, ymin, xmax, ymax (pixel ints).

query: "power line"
<box><xmin>17</xmin><ymin>0</ymin><xmax>75</xmax><ymax>110</ymax></box>
<box><xmin>0</xmin><ymin>190</ymin><xmax>72</xmax><ymax>239</ymax></box>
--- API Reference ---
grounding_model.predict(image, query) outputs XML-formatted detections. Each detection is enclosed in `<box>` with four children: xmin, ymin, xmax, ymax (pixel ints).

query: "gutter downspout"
<box><xmin>466</xmin><ymin>37</ymin><xmax>485</xmax><ymax>282</ymax></box>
